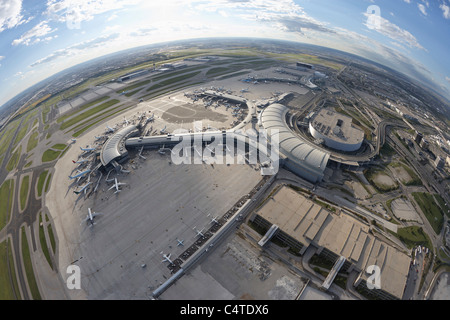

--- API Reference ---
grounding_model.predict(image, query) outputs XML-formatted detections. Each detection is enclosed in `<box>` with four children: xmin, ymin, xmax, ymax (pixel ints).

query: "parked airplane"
<box><xmin>69</xmin><ymin>169</ymin><xmax>91</xmax><ymax>180</ymax></box>
<box><xmin>71</xmin><ymin>138</ymin><xmax>77</xmax><ymax>143</ymax></box>
<box><xmin>160</xmin><ymin>125</ymin><xmax>167</xmax><ymax>134</ymax></box>
<box><xmin>176</xmin><ymin>239</ymin><xmax>184</xmax><ymax>246</ymax></box>
<box><xmin>240</xmin><ymin>87</ymin><xmax>249</xmax><ymax>93</ymax></box>
<box><xmin>193</xmin><ymin>227</ymin><xmax>205</xmax><ymax>238</ymax></box>
<box><xmin>108</xmin><ymin>177</ymin><xmax>126</xmax><ymax>194</ymax></box>
<box><xmin>81</xmin><ymin>208</ymin><xmax>103</xmax><ymax>227</ymax></box>
<box><xmin>72</xmin><ymin>158</ymin><xmax>89</xmax><ymax>164</ymax></box>
<box><xmin>105</xmin><ymin>125</ymin><xmax>115</xmax><ymax>133</ymax></box>
<box><xmin>80</xmin><ymin>146</ymin><xmax>95</xmax><ymax>152</ymax></box>
<box><xmin>74</xmin><ymin>182</ymin><xmax>92</xmax><ymax>195</ymax></box>
<box><xmin>210</xmin><ymin>216</ymin><xmax>219</xmax><ymax>224</ymax></box>
<box><xmin>161</xmin><ymin>252</ymin><xmax>173</xmax><ymax>264</ymax></box>
<box><xmin>146</xmin><ymin>114</ymin><xmax>155</xmax><ymax>123</ymax></box>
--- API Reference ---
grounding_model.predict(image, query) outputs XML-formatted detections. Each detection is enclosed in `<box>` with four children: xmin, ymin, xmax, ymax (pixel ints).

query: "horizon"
<box><xmin>0</xmin><ymin>1</ymin><xmax>449</xmax><ymax>109</ymax></box>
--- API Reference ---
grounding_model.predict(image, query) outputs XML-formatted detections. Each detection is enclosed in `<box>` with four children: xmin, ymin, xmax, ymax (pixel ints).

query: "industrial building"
<box><xmin>250</xmin><ymin>186</ymin><xmax>411</xmax><ymax>300</ymax></box>
<box><xmin>117</xmin><ymin>69</ymin><xmax>150</xmax><ymax>82</ymax></box>
<box><xmin>309</xmin><ymin>108</ymin><xmax>364</xmax><ymax>152</ymax></box>
<box><xmin>296</xmin><ymin>62</ymin><xmax>314</xmax><ymax>70</ymax></box>
<box><xmin>261</xmin><ymin>104</ymin><xmax>330</xmax><ymax>183</ymax></box>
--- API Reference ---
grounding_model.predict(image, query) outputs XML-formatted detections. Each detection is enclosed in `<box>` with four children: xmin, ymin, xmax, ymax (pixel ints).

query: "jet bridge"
<box><xmin>258</xmin><ymin>224</ymin><xmax>279</xmax><ymax>247</ymax></box>
<box><xmin>321</xmin><ymin>256</ymin><xmax>346</xmax><ymax>290</ymax></box>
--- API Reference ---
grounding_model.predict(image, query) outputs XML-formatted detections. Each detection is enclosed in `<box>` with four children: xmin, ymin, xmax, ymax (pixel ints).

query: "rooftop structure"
<box><xmin>100</xmin><ymin>125</ymin><xmax>139</xmax><ymax>167</ymax></box>
<box><xmin>309</xmin><ymin>108</ymin><xmax>364</xmax><ymax>152</ymax></box>
<box><xmin>251</xmin><ymin>186</ymin><xmax>410</xmax><ymax>299</ymax></box>
<box><xmin>261</xmin><ymin>103</ymin><xmax>330</xmax><ymax>183</ymax></box>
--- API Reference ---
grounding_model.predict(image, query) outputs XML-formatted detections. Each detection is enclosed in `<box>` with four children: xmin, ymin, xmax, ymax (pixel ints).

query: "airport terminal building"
<box><xmin>250</xmin><ymin>186</ymin><xmax>411</xmax><ymax>300</ymax></box>
<box><xmin>261</xmin><ymin>104</ymin><xmax>330</xmax><ymax>183</ymax></box>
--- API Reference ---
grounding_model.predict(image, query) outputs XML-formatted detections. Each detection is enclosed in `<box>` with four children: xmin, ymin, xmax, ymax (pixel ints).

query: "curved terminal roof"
<box><xmin>101</xmin><ymin>125</ymin><xmax>138</xmax><ymax>166</ymax></box>
<box><xmin>261</xmin><ymin>103</ymin><xmax>330</xmax><ymax>182</ymax></box>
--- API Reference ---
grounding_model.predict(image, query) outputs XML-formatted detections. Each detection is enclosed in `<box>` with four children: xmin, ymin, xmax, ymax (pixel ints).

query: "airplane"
<box><xmin>240</xmin><ymin>87</ymin><xmax>249</xmax><ymax>93</ymax></box>
<box><xmin>160</xmin><ymin>125</ymin><xmax>167</xmax><ymax>134</ymax></box>
<box><xmin>176</xmin><ymin>239</ymin><xmax>184</xmax><ymax>246</ymax></box>
<box><xmin>123</xmin><ymin>117</ymin><xmax>129</xmax><ymax>126</ymax></box>
<box><xmin>161</xmin><ymin>252</ymin><xmax>173</xmax><ymax>264</ymax></box>
<box><xmin>119</xmin><ymin>90</ymin><xmax>129</xmax><ymax>95</ymax></box>
<box><xmin>105</xmin><ymin>125</ymin><xmax>115</xmax><ymax>133</ymax></box>
<box><xmin>74</xmin><ymin>182</ymin><xmax>92</xmax><ymax>195</ymax></box>
<box><xmin>69</xmin><ymin>169</ymin><xmax>91</xmax><ymax>180</ymax></box>
<box><xmin>72</xmin><ymin>158</ymin><xmax>89</xmax><ymax>164</ymax></box>
<box><xmin>80</xmin><ymin>208</ymin><xmax>103</xmax><ymax>227</ymax></box>
<box><xmin>80</xmin><ymin>146</ymin><xmax>95</xmax><ymax>152</ymax></box>
<box><xmin>108</xmin><ymin>177</ymin><xmax>126</xmax><ymax>194</ymax></box>
<box><xmin>94</xmin><ymin>135</ymin><xmax>105</xmax><ymax>141</ymax></box>
<box><xmin>146</xmin><ymin>114</ymin><xmax>155</xmax><ymax>123</ymax></box>
<box><xmin>71</xmin><ymin>138</ymin><xmax>77</xmax><ymax>143</ymax></box>
<box><xmin>210</xmin><ymin>216</ymin><xmax>219</xmax><ymax>224</ymax></box>
<box><xmin>193</xmin><ymin>227</ymin><xmax>205</xmax><ymax>238</ymax></box>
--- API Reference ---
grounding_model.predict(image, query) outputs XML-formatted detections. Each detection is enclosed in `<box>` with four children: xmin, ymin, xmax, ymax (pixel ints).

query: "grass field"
<box><xmin>56</xmin><ymin>96</ymin><xmax>110</xmax><ymax>124</ymax></box>
<box><xmin>412</xmin><ymin>192</ymin><xmax>445</xmax><ymax>234</ymax></box>
<box><xmin>59</xmin><ymin>99</ymin><xmax>120</xmax><ymax>131</ymax></box>
<box><xmin>47</xmin><ymin>222</ymin><xmax>56</xmax><ymax>254</ymax></box>
<box><xmin>38</xmin><ymin>212</ymin><xmax>53</xmax><ymax>270</ymax></box>
<box><xmin>21</xmin><ymin>226</ymin><xmax>42</xmax><ymax>300</ymax></box>
<box><xmin>19</xmin><ymin>175</ymin><xmax>30</xmax><ymax>211</ymax></box>
<box><xmin>26</xmin><ymin>131</ymin><xmax>39</xmax><ymax>153</ymax></box>
<box><xmin>146</xmin><ymin>71</ymin><xmax>202</xmax><ymax>92</ymax></box>
<box><xmin>41</xmin><ymin>149</ymin><xmax>61</xmax><ymax>162</ymax></box>
<box><xmin>364</xmin><ymin>166</ymin><xmax>398</xmax><ymax>193</ymax></box>
<box><xmin>51</xmin><ymin>144</ymin><xmax>67</xmax><ymax>150</ymax></box>
<box><xmin>396</xmin><ymin>226</ymin><xmax>433</xmax><ymax>249</ymax></box>
<box><xmin>36</xmin><ymin>170</ymin><xmax>48</xmax><ymax>198</ymax></box>
<box><xmin>0</xmin><ymin>180</ymin><xmax>14</xmax><ymax>231</ymax></box>
<box><xmin>0</xmin><ymin>239</ymin><xmax>20</xmax><ymax>299</ymax></box>
<box><xmin>389</xmin><ymin>162</ymin><xmax>422</xmax><ymax>186</ymax></box>
<box><xmin>6</xmin><ymin>145</ymin><xmax>22</xmax><ymax>172</ymax></box>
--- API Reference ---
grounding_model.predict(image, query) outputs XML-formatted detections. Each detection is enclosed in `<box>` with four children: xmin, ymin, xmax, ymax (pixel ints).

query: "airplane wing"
<box><xmin>107</xmin><ymin>185</ymin><xmax>117</xmax><ymax>191</ymax></box>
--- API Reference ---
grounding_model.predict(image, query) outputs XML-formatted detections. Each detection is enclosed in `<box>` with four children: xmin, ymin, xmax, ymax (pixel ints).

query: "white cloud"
<box><xmin>11</xmin><ymin>20</ymin><xmax>57</xmax><ymax>46</ymax></box>
<box><xmin>363</xmin><ymin>13</ymin><xmax>425</xmax><ymax>50</ymax></box>
<box><xmin>440</xmin><ymin>3</ymin><xmax>450</xmax><ymax>19</ymax></box>
<box><xmin>0</xmin><ymin>0</ymin><xmax>25</xmax><ymax>32</ymax></box>
<box><xmin>446</xmin><ymin>76</ymin><xmax>450</xmax><ymax>83</ymax></box>
<box><xmin>418</xmin><ymin>4</ymin><xmax>427</xmax><ymax>16</ymax></box>
<box><xmin>403</xmin><ymin>0</ymin><xmax>411</xmax><ymax>3</ymax></box>
<box><xmin>45</xmin><ymin>0</ymin><xmax>143</xmax><ymax>24</ymax></box>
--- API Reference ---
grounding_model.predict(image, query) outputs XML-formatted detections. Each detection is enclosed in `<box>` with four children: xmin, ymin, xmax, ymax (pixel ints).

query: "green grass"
<box><xmin>0</xmin><ymin>239</ymin><xmax>20</xmax><ymax>299</ymax></box>
<box><xmin>44</xmin><ymin>173</ymin><xmax>52</xmax><ymax>193</ymax></box>
<box><xmin>59</xmin><ymin>99</ymin><xmax>120</xmax><ymax>131</ymax></box>
<box><xmin>6</xmin><ymin>145</ymin><xmax>21</xmax><ymax>172</ymax></box>
<box><xmin>412</xmin><ymin>192</ymin><xmax>445</xmax><ymax>234</ymax></box>
<box><xmin>434</xmin><ymin>194</ymin><xmax>449</xmax><ymax>218</ymax></box>
<box><xmin>0</xmin><ymin>180</ymin><xmax>14</xmax><ymax>232</ymax></box>
<box><xmin>0</xmin><ymin>120</ymin><xmax>20</xmax><ymax>157</ymax></box>
<box><xmin>26</xmin><ymin>131</ymin><xmax>39</xmax><ymax>153</ymax></box>
<box><xmin>57</xmin><ymin>96</ymin><xmax>110</xmax><ymax>123</ymax></box>
<box><xmin>24</xmin><ymin>161</ymin><xmax>32</xmax><ymax>168</ymax></box>
<box><xmin>19</xmin><ymin>175</ymin><xmax>30</xmax><ymax>211</ymax></box>
<box><xmin>38</xmin><ymin>212</ymin><xmax>53</xmax><ymax>270</ymax></box>
<box><xmin>21</xmin><ymin>226</ymin><xmax>42</xmax><ymax>300</ymax></box>
<box><xmin>41</xmin><ymin>149</ymin><xmax>61</xmax><ymax>162</ymax></box>
<box><xmin>116</xmin><ymin>79</ymin><xmax>152</xmax><ymax>93</ymax></box>
<box><xmin>36</xmin><ymin>170</ymin><xmax>48</xmax><ymax>198</ymax></box>
<box><xmin>47</xmin><ymin>223</ymin><xmax>56</xmax><ymax>254</ymax></box>
<box><xmin>13</xmin><ymin>122</ymin><xmax>30</xmax><ymax>147</ymax></box>
<box><xmin>69</xmin><ymin>103</ymin><xmax>125</xmax><ymax>134</ymax></box>
<box><xmin>395</xmin><ymin>226</ymin><xmax>433</xmax><ymax>249</ymax></box>
<box><xmin>51</xmin><ymin>143</ymin><xmax>67</xmax><ymax>150</ymax></box>
<box><xmin>206</xmin><ymin>67</ymin><xmax>229</xmax><ymax>77</ymax></box>
<box><xmin>146</xmin><ymin>71</ymin><xmax>202</xmax><ymax>92</ymax></box>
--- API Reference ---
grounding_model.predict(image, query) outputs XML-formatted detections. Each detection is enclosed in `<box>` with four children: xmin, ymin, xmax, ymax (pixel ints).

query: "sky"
<box><xmin>0</xmin><ymin>0</ymin><xmax>449</xmax><ymax>108</ymax></box>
